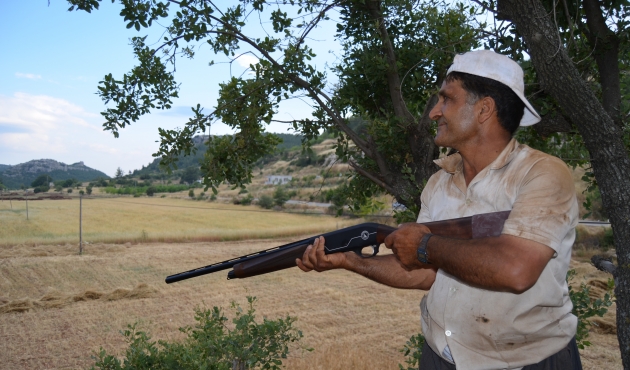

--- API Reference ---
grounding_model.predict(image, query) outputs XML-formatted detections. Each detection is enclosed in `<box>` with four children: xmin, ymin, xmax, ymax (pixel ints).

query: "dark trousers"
<box><xmin>419</xmin><ymin>338</ymin><xmax>583</xmax><ymax>370</ymax></box>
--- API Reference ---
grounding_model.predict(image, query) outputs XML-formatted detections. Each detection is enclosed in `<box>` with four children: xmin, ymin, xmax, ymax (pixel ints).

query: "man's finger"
<box><xmin>300</xmin><ymin>245</ymin><xmax>315</xmax><ymax>270</ymax></box>
<box><xmin>296</xmin><ymin>258</ymin><xmax>311</xmax><ymax>272</ymax></box>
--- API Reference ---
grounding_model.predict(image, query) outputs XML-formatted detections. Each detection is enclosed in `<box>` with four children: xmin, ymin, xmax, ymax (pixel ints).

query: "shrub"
<box><xmin>67</xmin><ymin>188</ymin><xmax>73</xmax><ymax>193</ymax></box>
<box><xmin>399</xmin><ymin>333</ymin><xmax>425</xmax><ymax>370</ymax></box>
<box><xmin>34</xmin><ymin>185</ymin><xmax>50</xmax><ymax>193</ymax></box>
<box><xmin>240</xmin><ymin>194</ymin><xmax>253</xmax><ymax>206</ymax></box>
<box><xmin>146</xmin><ymin>186</ymin><xmax>156</xmax><ymax>197</ymax></box>
<box><xmin>90</xmin><ymin>297</ymin><xmax>304</xmax><ymax>370</ymax></box>
<box><xmin>273</xmin><ymin>187</ymin><xmax>289</xmax><ymax>207</ymax></box>
<box><xmin>258</xmin><ymin>195</ymin><xmax>274</xmax><ymax>209</ymax></box>
<box><xmin>188</xmin><ymin>189</ymin><xmax>195</xmax><ymax>198</ymax></box>
<box><xmin>86</xmin><ymin>186</ymin><xmax>93</xmax><ymax>195</ymax></box>
<box><xmin>567</xmin><ymin>269</ymin><xmax>614</xmax><ymax>348</ymax></box>
<box><xmin>210</xmin><ymin>194</ymin><xmax>217</xmax><ymax>201</ymax></box>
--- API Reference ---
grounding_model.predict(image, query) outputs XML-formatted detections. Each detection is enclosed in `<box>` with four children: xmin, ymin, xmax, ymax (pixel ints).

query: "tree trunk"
<box><xmin>498</xmin><ymin>0</ymin><xmax>630</xmax><ymax>367</ymax></box>
<box><xmin>582</xmin><ymin>0</ymin><xmax>623</xmax><ymax>128</ymax></box>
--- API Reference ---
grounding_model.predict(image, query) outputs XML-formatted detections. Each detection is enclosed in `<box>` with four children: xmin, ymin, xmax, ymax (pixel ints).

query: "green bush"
<box><xmin>34</xmin><ymin>185</ymin><xmax>50</xmax><ymax>193</ymax></box>
<box><xmin>258</xmin><ymin>195</ymin><xmax>274</xmax><ymax>209</ymax></box>
<box><xmin>398</xmin><ymin>333</ymin><xmax>425</xmax><ymax>370</ymax></box>
<box><xmin>146</xmin><ymin>186</ymin><xmax>156</xmax><ymax>197</ymax></box>
<box><xmin>188</xmin><ymin>189</ymin><xmax>195</xmax><ymax>198</ymax></box>
<box><xmin>567</xmin><ymin>269</ymin><xmax>614</xmax><ymax>348</ymax></box>
<box><xmin>90</xmin><ymin>297</ymin><xmax>304</xmax><ymax>370</ymax></box>
<box><xmin>273</xmin><ymin>187</ymin><xmax>289</xmax><ymax>207</ymax></box>
<box><xmin>240</xmin><ymin>194</ymin><xmax>253</xmax><ymax>206</ymax></box>
<box><xmin>104</xmin><ymin>184</ymin><xmax>190</xmax><ymax>196</ymax></box>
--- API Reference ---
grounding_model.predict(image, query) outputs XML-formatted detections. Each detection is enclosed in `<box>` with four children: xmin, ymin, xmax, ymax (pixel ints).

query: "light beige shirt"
<box><xmin>417</xmin><ymin>139</ymin><xmax>578</xmax><ymax>370</ymax></box>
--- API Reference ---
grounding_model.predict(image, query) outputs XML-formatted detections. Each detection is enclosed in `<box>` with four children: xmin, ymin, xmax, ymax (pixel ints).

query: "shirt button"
<box><xmin>465</xmin><ymin>199</ymin><xmax>471</xmax><ymax>205</ymax></box>
<box><xmin>445</xmin><ymin>330</ymin><xmax>452</xmax><ymax>337</ymax></box>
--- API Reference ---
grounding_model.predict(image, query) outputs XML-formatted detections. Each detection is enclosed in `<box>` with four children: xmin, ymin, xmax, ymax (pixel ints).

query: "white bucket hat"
<box><xmin>446</xmin><ymin>50</ymin><xmax>541</xmax><ymax>126</ymax></box>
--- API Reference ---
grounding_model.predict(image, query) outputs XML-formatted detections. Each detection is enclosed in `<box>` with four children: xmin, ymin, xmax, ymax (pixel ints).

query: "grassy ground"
<box><xmin>0</xmin><ymin>197</ymin><xmax>360</xmax><ymax>246</ymax></box>
<box><xmin>0</xmin><ymin>238</ymin><xmax>621</xmax><ymax>370</ymax></box>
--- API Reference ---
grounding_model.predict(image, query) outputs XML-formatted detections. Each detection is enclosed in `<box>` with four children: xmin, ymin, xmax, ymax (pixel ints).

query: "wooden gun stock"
<box><xmin>165</xmin><ymin>210</ymin><xmax>510</xmax><ymax>283</ymax></box>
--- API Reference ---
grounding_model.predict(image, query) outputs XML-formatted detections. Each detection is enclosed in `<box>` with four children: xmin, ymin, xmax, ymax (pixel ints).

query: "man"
<box><xmin>297</xmin><ymin>50</ymin><xmax>581</xmax><ymax>369</ymax></box>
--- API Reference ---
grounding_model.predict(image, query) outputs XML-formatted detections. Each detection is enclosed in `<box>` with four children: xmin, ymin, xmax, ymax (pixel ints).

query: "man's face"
<box><xmin>429</xmin><ymin>79</ymin><xmax>479</xmax><ymax>150</ymax></box>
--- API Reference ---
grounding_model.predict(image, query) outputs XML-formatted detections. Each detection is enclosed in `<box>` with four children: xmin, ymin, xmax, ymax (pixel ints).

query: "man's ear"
<box><xmin>477</xmin><ymin>96</ymin><xmax>496</xmax><ymax>124</ymax></box>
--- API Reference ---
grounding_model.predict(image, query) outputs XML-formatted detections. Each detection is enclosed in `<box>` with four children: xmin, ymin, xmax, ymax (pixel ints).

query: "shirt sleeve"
<box><xmin>501</xmin><ymin>156</ymin><xmax>578</xmax><ymax>252</ymax></box>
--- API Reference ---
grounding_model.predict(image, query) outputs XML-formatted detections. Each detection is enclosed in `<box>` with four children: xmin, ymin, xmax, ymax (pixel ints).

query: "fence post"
<box><xmin>26</xmin><ymin>199</ymin><xmax>28</xmax><ymax>220</ymax></box>
<box><xmin>79</xmin><ymin>195</ymin><xmax>83</xmax><ymax>255</ymax></box>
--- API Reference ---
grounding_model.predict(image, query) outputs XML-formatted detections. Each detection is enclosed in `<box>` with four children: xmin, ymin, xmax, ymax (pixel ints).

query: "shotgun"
<box><xmin>165</xmin><ymin>210</ymin><xmax>510</xmax><ymax>284</ymax></box>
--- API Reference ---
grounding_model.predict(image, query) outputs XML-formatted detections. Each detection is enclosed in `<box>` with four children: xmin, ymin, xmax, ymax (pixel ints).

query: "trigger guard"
<box><xmin>354</xmin><ymin>245</ymin><xmax>379</xmax><ymax>258</ymax></box>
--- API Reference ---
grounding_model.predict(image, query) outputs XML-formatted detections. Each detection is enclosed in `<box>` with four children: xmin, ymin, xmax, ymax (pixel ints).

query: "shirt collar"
<box><xmin>433</xmin><ymin>138</ymin><xmax>520</xmax><ymax>174</ymax></box>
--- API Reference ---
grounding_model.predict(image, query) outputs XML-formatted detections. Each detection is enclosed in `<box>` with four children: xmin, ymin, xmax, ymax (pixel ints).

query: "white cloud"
<box><xmin>236</xmin><ymin>54</ymin><xmax>259</xmax><ymax>69</ymax></box>
<box><xmin>15</xmin><ymin>72</ymin><xmax>42</xmax><ymax>80</ymax></box>
<box><xmin>0</xmin><ymin>92</ymin><xmax>101</xmax><ymax>156</ymax></box>
<box><xmin>0</xmin><ymin>93</ymin><xmax>168</xmax><ymax>177</ymax></box>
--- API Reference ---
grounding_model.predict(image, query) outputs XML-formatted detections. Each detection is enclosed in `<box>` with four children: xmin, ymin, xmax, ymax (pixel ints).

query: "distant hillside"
<box><xmin>133</xmin><ymin>133</ymin><xmax>306</xmax><ymax>176</ymax></box>
<box><xmin>0</xmin><ymin>164</ymin><xmax>11</xmax><ymax>173</ymax></box>
<box><xmin>0</xmin><ymin>159</ymin><xmax>109</xmax><ymax>189</ymax></box>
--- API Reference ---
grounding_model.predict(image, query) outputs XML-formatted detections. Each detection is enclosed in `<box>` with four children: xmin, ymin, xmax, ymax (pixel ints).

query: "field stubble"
<box><xmin>0</xmin><ymin>197</ymin><xmax>360</xmax><ymax>246</ymax></box>
<box><xmin>0</xmin><ymin>238</ymin><xmax>621</xmax><ymax>370</ymax></box>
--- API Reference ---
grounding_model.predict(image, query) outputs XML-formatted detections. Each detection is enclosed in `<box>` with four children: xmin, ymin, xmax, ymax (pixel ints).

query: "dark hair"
<box><xmin>445</xmin><ymin>71</ymin><xmax>525</xmax><ymax>135</ymax></box>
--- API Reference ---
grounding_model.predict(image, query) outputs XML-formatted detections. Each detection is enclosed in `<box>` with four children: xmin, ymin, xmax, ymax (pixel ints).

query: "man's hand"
<box><xmin>296</xmin><ymin>236</ymin><xmax>347</xmax><ymax>272</ymax></box>
<box><xmin>384</xmin><ymin>223</ymin><xmax>432</xmax><ymax>270</ymax></box>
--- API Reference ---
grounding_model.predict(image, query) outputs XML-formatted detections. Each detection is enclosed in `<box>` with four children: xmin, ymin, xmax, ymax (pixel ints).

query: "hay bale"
<box><xmin>73</xmin><ymin>291</ymin><xmax>104</xmax><ymax>301</ymax></box>
<box><xmin>591</xmin><ymin>318</ymin><xmax>617</xmax><ymax>335</ymax></box>
<box><xmin>0</xmin><ymin>299</ymin><xmax>34</xmax><ymax>314</ymax></box>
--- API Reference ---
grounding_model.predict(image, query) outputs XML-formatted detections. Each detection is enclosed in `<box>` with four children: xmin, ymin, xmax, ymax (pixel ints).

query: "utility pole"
<box><xmin>26</xmin><ymin>198</ymin><xmax>28</xmax><ymax>220</ymax></box>
<box><xmin>79</xmin><ymin>194</ymin><xmax>83</xmax><ymax>255</ymax></box>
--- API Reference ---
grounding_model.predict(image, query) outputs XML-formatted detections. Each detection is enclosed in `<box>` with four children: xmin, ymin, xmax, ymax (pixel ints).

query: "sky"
<box><xmin>0</xmin><ymin>1</ymin><xmax>340</xmax><ymax>177</ymax></box>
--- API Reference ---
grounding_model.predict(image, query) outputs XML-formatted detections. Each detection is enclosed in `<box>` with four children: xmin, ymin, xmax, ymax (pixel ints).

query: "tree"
<box><xmin>180</xmin><ymin>166</ymin><xmax>200</xmax><ymax>185</ymax></box>
<box><xmin>258</xmin><ymin>195</ymin><xmax>274</xmax><ymax>210</ymax></box>
<box><xmin>31</xmin><ymin>174</ymin><xmax>53</xmax><ymax>188</ymax></box>
<box><xmin>69</xmin><ymin>0</ymin><xmax>629</xmax><ymax>363</ymax></box>
<box><xmin>146</xmin><ymin>186</ymin><xmax>156</xmax><ymax>197</ymax></box>
<box><xmin>115</xmin><ymin>167</ymin><xmax>124</xmax><ymax>178</ymax></box>
<box><xmin>273</xmin><ymin>186</ymin><xmax>290</xmax><ymax>207</ymax></box>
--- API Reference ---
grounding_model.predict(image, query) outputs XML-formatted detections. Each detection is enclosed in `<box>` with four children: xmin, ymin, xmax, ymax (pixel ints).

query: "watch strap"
<box><xmin>417</xmin><ymin>233</ymin><xmax>433</xmax><ymax>264</ymax></box>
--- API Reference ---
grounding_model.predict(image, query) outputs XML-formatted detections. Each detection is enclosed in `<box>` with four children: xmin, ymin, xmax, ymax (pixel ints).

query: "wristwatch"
<box><xmin>417</xmin><ymin>233</ymin><xmax>433</xmax><ymax>264</ymax></box>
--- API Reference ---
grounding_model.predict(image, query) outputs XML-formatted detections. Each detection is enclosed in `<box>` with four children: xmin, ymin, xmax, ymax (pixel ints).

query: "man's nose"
<box><xmin>429</xmin><ymin>100</ymin><xmax>442</xmax><ymax>121</ymax></box>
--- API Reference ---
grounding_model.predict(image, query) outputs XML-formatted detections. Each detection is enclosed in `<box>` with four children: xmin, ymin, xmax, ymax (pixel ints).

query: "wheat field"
<box><xmin>0</xmin><ymin>197</ymin><xmax>622</xmax><ymax>369</ymax></box>
<box><xmin>0</xmin><ymin>197</ymin><xmax>360</xmax><ymax>246</ymax></box>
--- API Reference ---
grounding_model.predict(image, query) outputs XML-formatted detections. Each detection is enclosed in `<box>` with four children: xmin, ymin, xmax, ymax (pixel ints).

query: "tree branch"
<box><xmin>348</xmin><ymin>160</ymin><xmax>396</xmax><ymax>195</ymax></box>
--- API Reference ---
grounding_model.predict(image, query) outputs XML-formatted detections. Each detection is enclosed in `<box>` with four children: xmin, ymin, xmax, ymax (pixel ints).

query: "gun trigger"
<box><xmin>372</xmin><ymin>245</ymin><xmax>379</xmax><ymax>256</ymax></box>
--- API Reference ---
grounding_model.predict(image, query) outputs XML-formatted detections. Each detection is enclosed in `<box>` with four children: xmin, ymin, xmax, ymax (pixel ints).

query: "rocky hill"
<box><xmin>0</xmin><ymin>159</ymin><xmax>109</xmax><ymax>190</ymax></box>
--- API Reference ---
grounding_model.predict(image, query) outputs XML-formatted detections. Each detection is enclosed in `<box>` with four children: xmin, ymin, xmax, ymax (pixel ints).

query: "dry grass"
<box><xmin>0</xmin><ymin>197</ymin><xmax>360</xmax><ymax>246</ymax></box>
<box><xmin>0</xmin><ymin>239</ymin><xmax>622</xmax><ymax>370</ymax></box>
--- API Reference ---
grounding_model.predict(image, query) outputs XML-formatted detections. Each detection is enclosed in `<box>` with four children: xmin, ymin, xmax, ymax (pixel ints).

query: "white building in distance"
<box><xmin>266</xmin><ymin>175</ymin><xmax>292</xmax><ymax>185</ymax></box>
